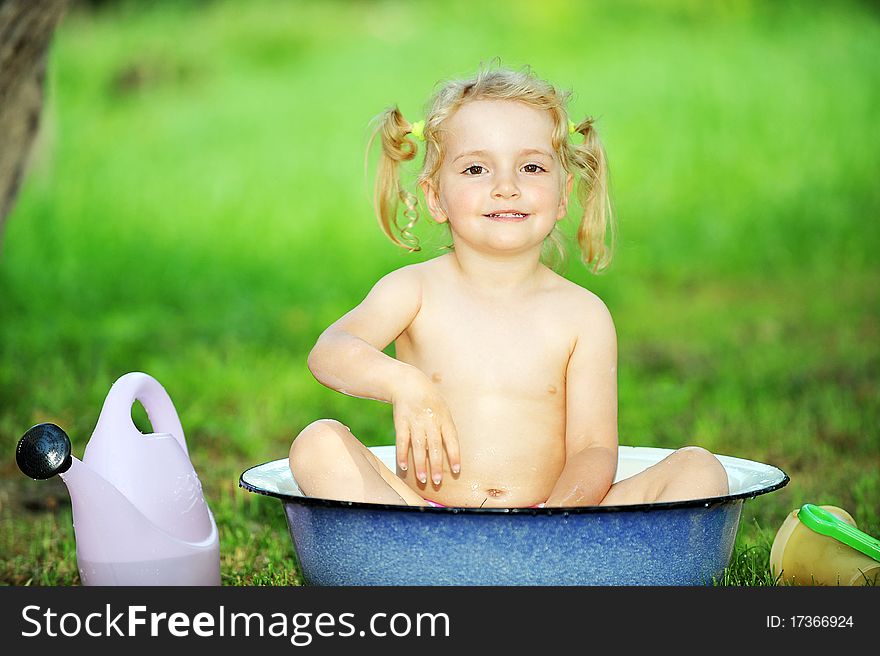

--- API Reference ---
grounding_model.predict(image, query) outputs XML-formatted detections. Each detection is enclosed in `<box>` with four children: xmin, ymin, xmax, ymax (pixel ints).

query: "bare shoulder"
<box><xmin>385</xmin><ymin>254</ymin><xmax>460</xmax><ymax>293</ymax></box>
<box><xmin>541</xmin><ymin>269</ymin><xmax>616</xmax><ymax>343</ymax></box>
<box><xmin>368</xmin><ymin>261</ymin><xmax>426</xmax><ymax>303</ymax></box>
<box><xmin>328</xmin><ymin>262</ymin><xmax>431</xmax><ymax>348</ymax></box>
<box><xmin>363</xmin><ymin>256</ymin><xmax>462</xmax><ymax>320</ymax></box>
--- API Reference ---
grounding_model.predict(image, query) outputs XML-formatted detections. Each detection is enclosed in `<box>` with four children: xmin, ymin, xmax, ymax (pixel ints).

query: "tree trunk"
<box><xmin>0</xmin><ymin>0</ymin><xmax>68</xmax><ymax>254</ymax></box>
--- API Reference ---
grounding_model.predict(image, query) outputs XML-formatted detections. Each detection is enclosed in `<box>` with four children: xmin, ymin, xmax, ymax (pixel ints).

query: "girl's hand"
<box><xmin>391</xmin><ymin>370</ymin><xmax>460</xmax><ymax>486</ymax></box>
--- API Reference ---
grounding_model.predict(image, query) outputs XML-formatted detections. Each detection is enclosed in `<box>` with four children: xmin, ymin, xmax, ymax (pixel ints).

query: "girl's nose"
<box><xmin>492</xmin><ymin>171</ymin><xmax>520</xmax><ymax>199</ymax></box>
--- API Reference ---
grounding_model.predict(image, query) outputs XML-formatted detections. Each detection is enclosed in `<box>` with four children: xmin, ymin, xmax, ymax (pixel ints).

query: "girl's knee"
<box><xmin>289</xmin><ymin>419</ymin><xmax>352</xmax><ymax>473</ymax></box>
<box><xmin>302</xmin><ymin>418</ymin><xmax>351</xmax><ymax>437</ymax></box>
<box><xmin>674</xmin><ymin>446</ymin><xmax>729</xmax><ymax>496</ymax></box>
<box><xmin>673</xmin><ymin>446</ymin><xmax>716</xmax><ymax>465</ymax></box>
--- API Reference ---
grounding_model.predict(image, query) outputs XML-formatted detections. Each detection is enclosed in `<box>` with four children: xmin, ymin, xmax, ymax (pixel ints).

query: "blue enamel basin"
<box><xmin>239</xmin><ymin>445</ymin><xmax>788</xmax><ymax>585</ymax></box>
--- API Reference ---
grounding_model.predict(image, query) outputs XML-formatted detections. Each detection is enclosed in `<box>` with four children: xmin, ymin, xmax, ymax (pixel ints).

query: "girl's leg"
<box><xmin>289</xmin><ymin>419</ymin><xmax>429</xmax><ymax>506</ymax></box>
<box><xmin>599</xmin><ymin>446</ymin><xmax>729</xmax><ymax>506</ymax></box>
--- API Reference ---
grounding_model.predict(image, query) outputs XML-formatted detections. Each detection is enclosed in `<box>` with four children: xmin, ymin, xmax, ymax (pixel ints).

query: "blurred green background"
<box><xmin>1</xmin><ymin>0</ymin><xmax>878</xmax><ymax>585</ymax></box>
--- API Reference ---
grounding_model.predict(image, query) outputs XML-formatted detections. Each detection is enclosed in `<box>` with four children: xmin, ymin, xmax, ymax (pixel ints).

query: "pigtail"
<box><xmin>570</xmin><ymin>117</ymin><xmax>616</xmax><ymax>273</ymax></box>
<box><xmin>366</xmin><ymin>106</ymin><xmax>422</xmax><ymax>251</ymax></box>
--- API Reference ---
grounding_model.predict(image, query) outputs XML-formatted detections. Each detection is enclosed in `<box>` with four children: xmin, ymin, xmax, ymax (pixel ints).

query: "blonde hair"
<box><xmin>367</xmin><ymin>64</ymin><xmax>615</xmax><ymax>273</ymax></box>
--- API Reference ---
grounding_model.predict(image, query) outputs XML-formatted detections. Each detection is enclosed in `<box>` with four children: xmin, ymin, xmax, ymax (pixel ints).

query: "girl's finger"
<box><xmin>442</xmin><ymin>419</ymin><xmax>461</xmax><ymax>475</ymax></box>
<box><xmin>410</xmin><ymin>431</ymin><xmax>428</xmax><ymax>485</ymax></box>
<box><xmin>393</xmin><ymin>416</ymin><xmax>411</xmax><ymax>471</ymax></box>
<box><xmin>425</xmin><ymin>422</ymin><xmax>443</xmax><ymax>485</ymax></box>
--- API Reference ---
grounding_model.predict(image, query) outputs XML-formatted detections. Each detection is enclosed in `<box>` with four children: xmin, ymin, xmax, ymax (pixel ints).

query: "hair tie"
<box><xmin>568</xmin><ymin>119</ymin><xmax>577</xmax><ymax>135</ymax></box>
<box><xmin>410</xmin><ymin>120</ymin><xmax>425</xmax><ymax>142</ymax></box>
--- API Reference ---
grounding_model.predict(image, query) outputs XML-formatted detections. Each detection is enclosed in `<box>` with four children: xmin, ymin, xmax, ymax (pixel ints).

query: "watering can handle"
<box><xmin>98</xmin><ymin>372</ymin><xmax>189</xmax><ymax>456</ymax></box>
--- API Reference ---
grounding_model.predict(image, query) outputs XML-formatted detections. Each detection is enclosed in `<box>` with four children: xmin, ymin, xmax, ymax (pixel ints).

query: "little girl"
<box><xmin>289</xmin><ymin>65</ymin><xmax>729</xmax><ymax>508</ymax></box>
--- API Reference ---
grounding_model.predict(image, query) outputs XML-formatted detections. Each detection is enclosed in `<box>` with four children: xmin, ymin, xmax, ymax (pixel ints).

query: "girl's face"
<box><xmin>421</xmin><ymin>99</ymin><xmax>573</xmax><ymax>257</ymax></box>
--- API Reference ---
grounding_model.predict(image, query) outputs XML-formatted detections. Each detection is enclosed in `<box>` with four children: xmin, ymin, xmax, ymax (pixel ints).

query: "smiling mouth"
<box><xmin>483</xmin><ymin>212</ymin><xmax>530</xmax><ymax>222</ymax></box>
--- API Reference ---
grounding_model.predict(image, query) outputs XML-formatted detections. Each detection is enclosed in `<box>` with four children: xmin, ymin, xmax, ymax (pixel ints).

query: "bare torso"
<box><xmin>394</xmin><ymin>254</ymin><xmax>585</xmax><ymax>507</ymax></box>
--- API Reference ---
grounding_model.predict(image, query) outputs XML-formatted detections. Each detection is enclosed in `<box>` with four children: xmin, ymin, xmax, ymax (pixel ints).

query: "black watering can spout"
<box><xmin>16</xmin><ymin>422</ymin><xmax>73</xmax><ymax>480</ymax></box>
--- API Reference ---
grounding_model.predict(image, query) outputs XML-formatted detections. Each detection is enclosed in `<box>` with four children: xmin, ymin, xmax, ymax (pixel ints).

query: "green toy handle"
<box><xmin>798</xmin><ymin>504</ymin><xmax>880</xmax><ymax>563</ymax></box>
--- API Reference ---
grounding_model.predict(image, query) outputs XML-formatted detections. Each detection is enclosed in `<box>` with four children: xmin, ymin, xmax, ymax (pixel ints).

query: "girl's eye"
<box><xmin>523</xmin><ymin>163</ymin><xmax>547</xmax><ymax>173</ymax></box>
<box><xmin>463</xmin><ymin>165</ymin><xmax>486</xmax><ymax>175</ymax></box>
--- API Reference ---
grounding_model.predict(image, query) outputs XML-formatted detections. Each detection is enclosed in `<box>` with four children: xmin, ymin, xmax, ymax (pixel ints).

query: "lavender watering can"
<box><xmin>16</xmin><ymin>372</ymin><xmax>220</xmax><ymax>585</ymax></box>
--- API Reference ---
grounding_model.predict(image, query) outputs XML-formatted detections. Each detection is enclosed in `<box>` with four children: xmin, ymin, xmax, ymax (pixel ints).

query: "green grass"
<box><xmin>1</xmin><ymin>0</ymin><xmax>878</xmax><ymax>585</ymax></box>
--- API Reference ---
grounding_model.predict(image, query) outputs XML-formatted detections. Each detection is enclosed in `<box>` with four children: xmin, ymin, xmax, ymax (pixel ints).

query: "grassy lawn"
<box><xmin>1</xmin><ymin>0</ymin><xmax>877</xmax><ymax>585</ymax></box>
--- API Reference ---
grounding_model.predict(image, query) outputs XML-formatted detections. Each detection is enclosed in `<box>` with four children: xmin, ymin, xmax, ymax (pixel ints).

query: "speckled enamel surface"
<box><xmin>284</xmin><ymin>501</ymin><xmax>743</xmax><ymax>585</ymax></box>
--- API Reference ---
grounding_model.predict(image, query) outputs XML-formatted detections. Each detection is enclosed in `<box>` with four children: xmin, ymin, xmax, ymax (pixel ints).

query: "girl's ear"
<box><xmin>556</xmin><ymin>173</ymin><xmax>574</xmax><ymax>221</ymax></box>
<box><xmin>420</xmin><ymin>180</ymin><xmax>448</xmax><ymax>224</ymax></box>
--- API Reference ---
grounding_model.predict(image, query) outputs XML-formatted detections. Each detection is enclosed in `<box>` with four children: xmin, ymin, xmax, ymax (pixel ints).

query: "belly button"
<box><xmin>432</xmin><ymin>372</ymin><xmax>443</xmax><ymax>383</ymax></box>
<box><xmin>547</xmin><ymin>385</ymin><xmax>557</xmax><ymax>395</ymax></box>
<box><xmin>486</xmin><ymin>488</ymin><xmax>506</xmax><ymax>497</ymax></box>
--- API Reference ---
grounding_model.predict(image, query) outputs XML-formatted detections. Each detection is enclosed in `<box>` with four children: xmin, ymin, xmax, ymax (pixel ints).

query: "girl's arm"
<box><xmin>307</xmin><ymin>266</ymin><xmax>424</xmax><ymax>403</ymax></box>
<box><xmin>307</xmin><ymin>265</ymin><xmax>460</xmax><ymax>484</ymax></box>
<box><xmin>544</xmin><ymin>295</ymin><xmax>618</xmax><ymax>506</ymax></box>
